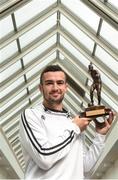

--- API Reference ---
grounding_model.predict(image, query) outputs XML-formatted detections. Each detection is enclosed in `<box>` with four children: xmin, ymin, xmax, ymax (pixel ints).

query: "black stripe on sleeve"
<box><xmin>21</xmin><ymin>110</ymin><xmax>74</xmax><ymax>156</ymax></box>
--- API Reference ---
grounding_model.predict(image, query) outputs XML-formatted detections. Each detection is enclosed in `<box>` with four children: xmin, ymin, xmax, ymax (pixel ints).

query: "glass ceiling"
<box><xmin>0</xmin><ymin>0</ymin><xmax>118</xmax><ymax>175</ymax></box>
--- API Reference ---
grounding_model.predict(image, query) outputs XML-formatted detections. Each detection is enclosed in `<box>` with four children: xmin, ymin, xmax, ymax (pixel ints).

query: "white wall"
<box><xmin>101</xmin><ymin>159</ymin><xmax>118</xmax><ymax>179</ymax></box>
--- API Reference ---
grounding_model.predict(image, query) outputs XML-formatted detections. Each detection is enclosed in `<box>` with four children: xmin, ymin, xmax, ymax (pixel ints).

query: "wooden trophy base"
<box><xmin>80</xmin><ymin>105</ymin><xmax>111</xmax><ymax>119</ymax></box>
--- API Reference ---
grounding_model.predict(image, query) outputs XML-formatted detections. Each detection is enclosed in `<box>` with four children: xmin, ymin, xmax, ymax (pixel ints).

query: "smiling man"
<box><xmin>20</xmin><ymin>64</ymin><xmax>114</xmax><ymax>180</ymax></box>
<box><xmin>39</xmin><ymin>67</ymin><xmax>68</xmax><ymax>111</ymax></box>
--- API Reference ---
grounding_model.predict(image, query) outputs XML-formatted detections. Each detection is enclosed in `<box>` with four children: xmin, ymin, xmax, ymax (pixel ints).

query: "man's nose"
<box><xmin>52</xmin><ymin>83</ymin><xmax>58</xmax><ymax>89</ymax></box>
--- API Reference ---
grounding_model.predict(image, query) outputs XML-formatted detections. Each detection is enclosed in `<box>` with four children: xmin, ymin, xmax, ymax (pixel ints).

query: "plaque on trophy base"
<box><xmin>80</xmin><ymin>105</ymin><xmax>111</xmax><ymax>119</ymax></box>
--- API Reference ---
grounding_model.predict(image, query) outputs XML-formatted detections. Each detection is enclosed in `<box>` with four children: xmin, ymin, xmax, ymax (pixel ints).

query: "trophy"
<box><xmin>80</xmin><ymin>62</ymin><xmax>111</xmax><ymax>123</ymax></box>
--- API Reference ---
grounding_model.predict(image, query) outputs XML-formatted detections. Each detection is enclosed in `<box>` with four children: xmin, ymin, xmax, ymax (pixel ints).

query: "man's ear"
<box><xmin>65</xmin><ymin>83</ymin><xmax>68</xmax><ymax>92</ymax></box>
<box><xmin>39</xmin><ymin>84</ymin><xmax>42</xmax><ymax>93</ymax></box>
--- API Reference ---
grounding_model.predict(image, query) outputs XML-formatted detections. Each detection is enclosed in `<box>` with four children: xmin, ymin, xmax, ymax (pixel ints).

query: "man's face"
<box><xmin>39</xmin><ymin>71</ymin><xmax>68</xmax><ymax>105</ymax></box>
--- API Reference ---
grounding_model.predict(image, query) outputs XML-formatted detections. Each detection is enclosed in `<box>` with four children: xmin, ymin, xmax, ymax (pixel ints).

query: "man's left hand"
<box><xmin>95</xmin><ymin>111</ymin><xmax>114</xmax><ymax>135</ymax></box>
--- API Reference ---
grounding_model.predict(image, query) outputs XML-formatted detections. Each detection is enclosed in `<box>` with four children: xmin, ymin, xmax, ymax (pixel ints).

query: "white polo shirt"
<box><xmin>19</xmin><ymin>103</ymin><xmax>105</xmax><ymax>179</ymax></box>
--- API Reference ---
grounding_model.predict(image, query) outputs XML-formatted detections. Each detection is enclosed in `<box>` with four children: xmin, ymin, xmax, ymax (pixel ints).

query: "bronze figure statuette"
<box><xmin>80</xmin><ymin>62</ymin><xmax>112</xmax><ymax>120</ymax></box>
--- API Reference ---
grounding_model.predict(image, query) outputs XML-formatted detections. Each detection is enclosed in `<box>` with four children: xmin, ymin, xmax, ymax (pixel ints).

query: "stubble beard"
<box><xmin>43</xmin><ymin>93</ymin><xmax>64</xmax><ymax>106</ymax></box>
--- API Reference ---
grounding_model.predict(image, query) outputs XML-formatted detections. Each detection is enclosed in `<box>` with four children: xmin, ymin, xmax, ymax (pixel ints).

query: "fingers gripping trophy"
<box><xmin>80</xmin><ymin>62</ymin><xmax>113</xmax><ymax>126</ymax></box>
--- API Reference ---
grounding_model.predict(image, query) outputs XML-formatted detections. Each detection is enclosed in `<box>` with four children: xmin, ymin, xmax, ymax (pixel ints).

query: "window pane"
<box><xmin>1</xmin><ymin>61</ymin><xmax>21</xmax><ymax>82</ymax></box>
<box><xmin>19</xmin><ymin>14</ymin><xmax>57</xmax><ymax>48</ymax></box>
<box><xmin>60</xmin><ymin>36</ymin><xmax>90</xmax><ymax>67</ymax></box>
<box><xmin>100</xmin><ymin>21</ymin><xmax>118</xmax><ymax>50</ymax></box>
<box><xmin>23</xmin><ymin>36</ymin><xmax>56</xmax><ymax>66</ymax></box>
<box><xmin>102</xmin><ymin>92</ymin><xmax>118</xmax><ymax>111</ymax></box>
<box><xmin>62</xmin><ymin>0</ymin><xmax>100</xmax><ymax>31</ymax></box>
<box><xmin>0</xmin><ymin>15</ymin><xmax>13</xmax><ymax>39</ymax></box>
<box><xmin>96</xmin><ymin>45</ymin><xmax>118</xmax><ymax>75</ymax></box>
<box><xmin>108</xmin><ymin>0</ymin><xmax>118</xmax><ymax>8</ymax></box>
<box><xmin>61</xmin><ymin>15</ymin><xmax>94</xmax><ymax>52</ymax></box>
<box><xmin>14</xmin><ymin>0</ymin><xmax>56</xmax><ymax>27</ymax></box>
<box><xmin>1</xmin><ymin>89</ymin><xmax>27</xmax><ymax>112</ymax></box>
<box><xmin>25</xmin><ymin>53</ymin><xmax>56</xmax><ymax>79</ymax></box>
<box><xmin>1</xmin><ymin>77</ymin><xmax>24</xmax><ymax>99</ymax></box>
<box><xmin>1</xmin><ymin>41</ymin><xmax>18</xmax><ymax>63</ymax></box>
<box><xmin>101</xmin><ymin>73</ymin><xmax>118</xmax><ymax>96</ymax></box>
<box><xmin>29</xmin><ymin>79</ymin><xmax>40</xmax><ymax>91</ymax></box>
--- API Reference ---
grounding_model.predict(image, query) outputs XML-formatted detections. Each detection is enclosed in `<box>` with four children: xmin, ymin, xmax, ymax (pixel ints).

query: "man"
<box><xmin>20</xmin><ymin>65</ymin><xmax>114</xmax><ymax>179</ymax></box>
<box><xmin>88</xmin><ymin>62</ymin><xmax>102</xmax><ymax>106</ymax></box>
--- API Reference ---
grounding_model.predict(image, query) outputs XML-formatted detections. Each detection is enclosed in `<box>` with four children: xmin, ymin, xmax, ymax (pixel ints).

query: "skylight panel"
<box><xmin>30</xmin><ymin>91</ymin><xmax>40</xmax><ymax>101</ymax></box>
<box><xmin>101</xmin><ymin>92</ymin><xmax>118</xmax><ymax>111</ymax></box>
<box><xmin>100</xmin><ymin>21</ymin><xmax>118</xmax><ymax>50</ymax></box>
<box><xmin>25</xmin><ymin>53</ymin><xmax>56</xmax><ymax>79</ymax></box>
<box><xmin>1</xmin><ymin>61</ymin><xmax>21</xmax><ymax>82</ymax></box>
<box><xmin>60</xmin><ymin>36</ymin><xmax>90</xmax><ymax>66</ymax></box>
<box><xmin>100</xmin><ymin>73</ymin><xmax>118</xmax><ymax>96</ymax></box>
<box><xmin>19</xmin><ymin>14</ymin><xmax>57</xmax><ymax>49</ymax></box>
<box><xmin>61</xmin><ymin>14</ymin><xmax>94</xmax><ymax>52</ymax></box>
<box><xmin>3</xmin><ymin>100</ymin><xmax>29</xmax><ymax>122</ymax></box>
<box><xmin>62</xmin><ymin>0</ymin><xmax>100</xmax><ymax>31</ymax></box>
<box><xmin>14</xmin><ymin>0</ymin><xmax>56</xmax><ymax>28</ymax></box>
<box><xmin>59</xmin><ymin>53</ymin><xmax>65</xmax><ymax>60</ymax></box>
<box><xmin>1</xmin><ymin>77</ymin><xmax>24</xmax><ymax>99</ymax></box>
<box><xmin>0</xmin><ymin>15</ymin><xmax>13</xmax><ymax>39</ymax></box>
<box><xmin>23</xmin><ymin>35</ymin><xmax>56</xmax><ymax>66</ymax></box>
<box><xmin>96</xmin><ymin>45</ymin><xmax>118</xmax><ymax>75</ymax></box>
<box><xmin>108</xmin><ymin>0</ymin><xmax>118</xmax><ymax>9</ymax></box>
<box><xmin>1</xmin><ymin>89</ymin><xmax>27</xmax><ymax>113</ymax></box>
<box><xmin>28</xmin><ymin>79</ymin><xmax>40</xmax><ymax>91</ymax></box>
<box><xmin>1</xmin><ymin>41</ymin><xmax>18</xmax><ymax>63</ymax></box>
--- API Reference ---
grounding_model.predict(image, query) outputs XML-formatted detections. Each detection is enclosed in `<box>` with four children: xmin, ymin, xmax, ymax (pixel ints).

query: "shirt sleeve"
<box><xmin>83</xmin><ymin>132</ymin><xmax>106</xmax><ymax>173</ymax></box>
<box><xmin>19</xmin><ymin>108</ymin><xmax>80</xmax><ymax>170</ymax></box>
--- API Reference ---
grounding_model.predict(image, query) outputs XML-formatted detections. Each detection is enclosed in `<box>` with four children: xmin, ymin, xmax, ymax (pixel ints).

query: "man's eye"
<box><xmin>45</xmin><ymin>81</ymin><xmax>65</xmax><ymax>85</ymax></box>
<box><xmin>46</xmin><ymin>82</ymin><xmax>53</xmax><ymax>85</ymax></box>
<box><xmin>57</xmin><ymin>81</ymin><xmax>65</xmax><ymax>85</ymax></box>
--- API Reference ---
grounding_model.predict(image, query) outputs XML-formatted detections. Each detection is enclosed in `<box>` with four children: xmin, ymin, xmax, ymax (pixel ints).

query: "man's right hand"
<box><xmin>72</xmin><ymin>116</ymin><xmax>91</xmax><ymax>132</ymax></box>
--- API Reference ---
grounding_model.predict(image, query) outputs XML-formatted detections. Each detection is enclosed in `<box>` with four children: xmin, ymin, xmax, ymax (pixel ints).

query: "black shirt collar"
<box><xmin>44</xmin><ymin>105</ymin><xmax>68</xmax><ymax>113</ymax></box>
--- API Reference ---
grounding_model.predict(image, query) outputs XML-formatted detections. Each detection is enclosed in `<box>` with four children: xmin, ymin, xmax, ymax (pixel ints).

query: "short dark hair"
<box><xmin>40</xmin><ymin>64</ymin><xmax>67</xmax><ymax>84</ymax></box>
